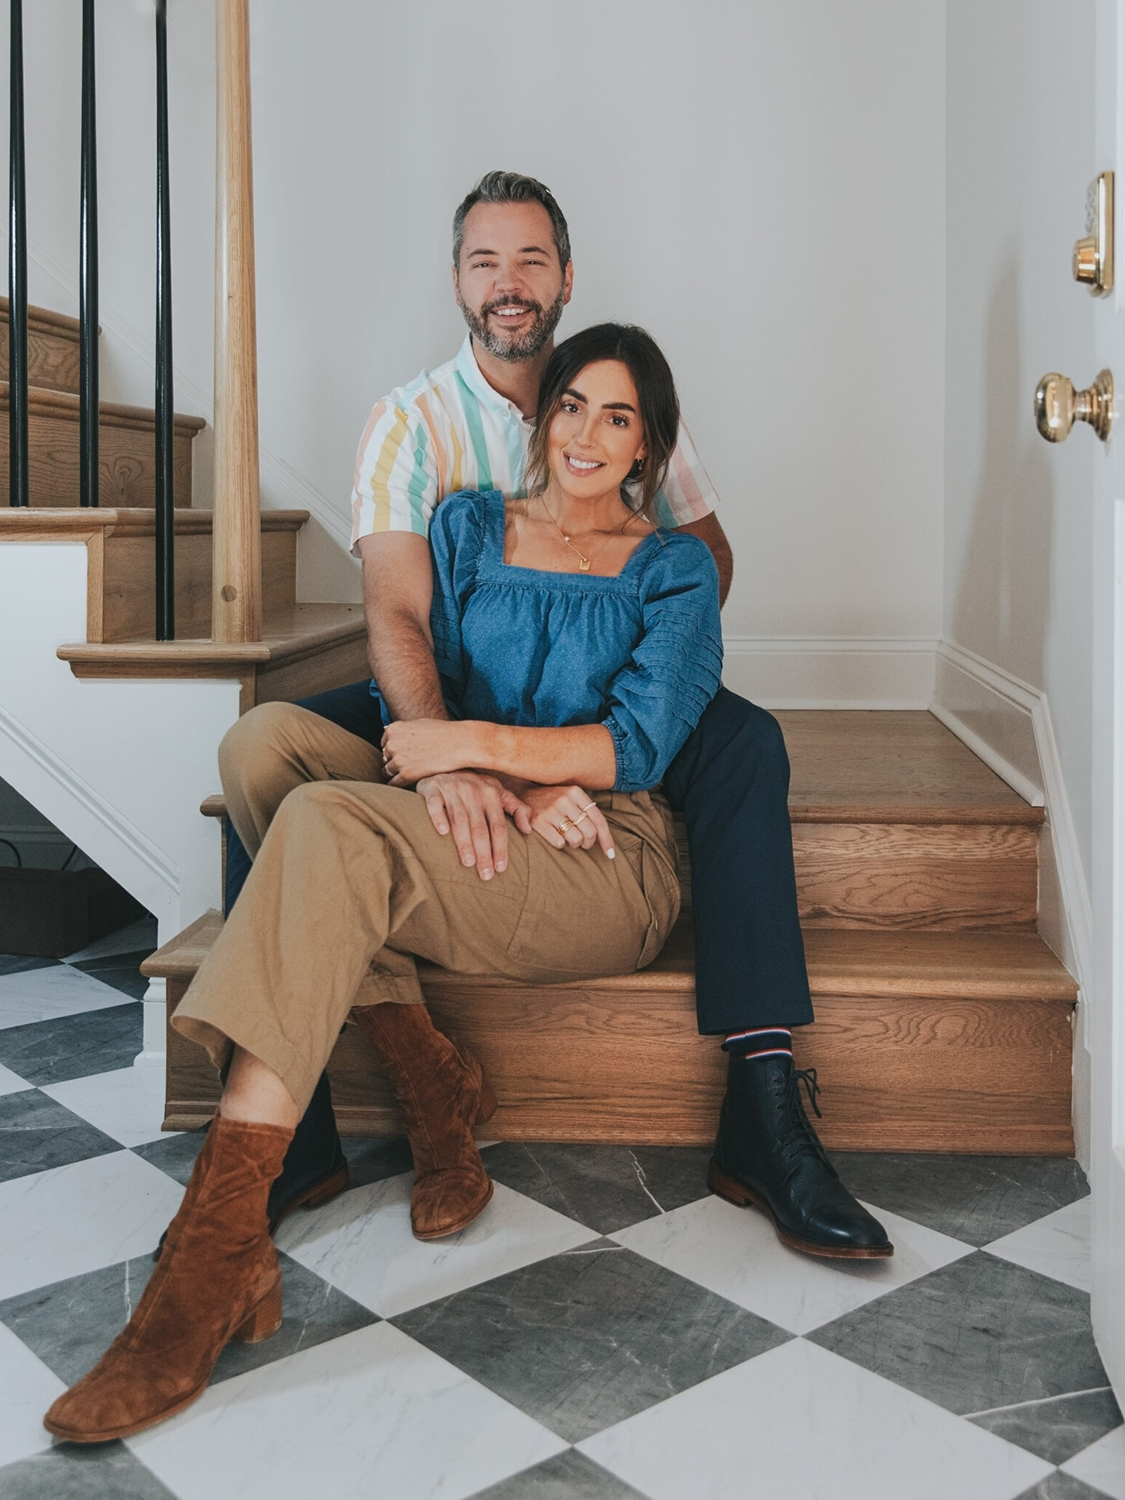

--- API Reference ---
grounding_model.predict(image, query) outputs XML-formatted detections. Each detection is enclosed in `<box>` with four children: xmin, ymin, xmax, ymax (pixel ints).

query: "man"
<box><xmin>221</xmin><ymin>171</ymin><xmax>890</xmax><ymax>1260</ymax></box>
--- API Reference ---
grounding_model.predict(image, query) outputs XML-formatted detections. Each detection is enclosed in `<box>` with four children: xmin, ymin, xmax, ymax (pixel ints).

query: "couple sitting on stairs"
<box><xmin>44</xmin><ymin>171</ymin><xmax>892</xmax><ymax>1445</ymax></box>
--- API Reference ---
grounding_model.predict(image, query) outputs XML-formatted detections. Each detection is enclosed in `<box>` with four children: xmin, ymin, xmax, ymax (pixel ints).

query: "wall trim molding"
<box><xmin>933</xmin><ymin>639</ymin><xmax>1093</xmax><ymax>1168</ymax></box>
<box><xmin>722</xmin><ymin>635</ymin><xmax>937</xmax><ymax>709</ymax></box>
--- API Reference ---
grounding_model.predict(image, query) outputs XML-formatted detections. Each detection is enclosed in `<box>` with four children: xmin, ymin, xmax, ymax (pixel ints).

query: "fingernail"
<box><xmin>482</xmin><ymin>869</ymin><xmax>493</xmax><ymax>880</ymax></box>
<box><xmin>607</xmin><ymin>847</ymin><xmax>616</xmax><ymax>859</ymax></box>
<box><xmin>496</xmin><ymin>861</ymin><xmax>506</xmax><ymax>872</ymax></box>
<box><xmin>437</xmin><ymin>824</ymin><xmax>449</xmax><ymax>835</ymax></box>
<box><xmin>462</xmin><ymin>855</ymin><xmax>475</xmax><ymax>866</ymax></box>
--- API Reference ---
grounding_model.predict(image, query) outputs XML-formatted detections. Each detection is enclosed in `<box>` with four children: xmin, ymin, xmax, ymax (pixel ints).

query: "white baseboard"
<box><xmin>722</xmin><ymin>636</ymin><xmax>937</xmax><ymax>709</ymax></box>
<box><xmin>933</xmin><ymin>640</ymin><xmax>1092</xmax><ymax>1169</ymax></box>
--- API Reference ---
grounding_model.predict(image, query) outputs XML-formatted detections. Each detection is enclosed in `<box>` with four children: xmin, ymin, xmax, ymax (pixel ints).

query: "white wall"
<box><xmin>12</xmin><ymin>0</ymin><xmax>947</xmax><ymax>699</ymax></box>
<box><xmin>943</xmin><ymin>1</ymin><xmax>1097</xmax><ymax>892</ymax></box>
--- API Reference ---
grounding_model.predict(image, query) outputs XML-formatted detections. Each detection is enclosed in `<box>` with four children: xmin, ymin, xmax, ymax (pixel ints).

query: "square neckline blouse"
<box><xmin>486</xmin><ymin>490</ymin><xmax>665</xmax><ymax>588</ymax></box>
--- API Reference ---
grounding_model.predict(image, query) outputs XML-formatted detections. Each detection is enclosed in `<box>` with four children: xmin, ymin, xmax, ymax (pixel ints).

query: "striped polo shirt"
<box><xmin>350</xmin><ymin>335</ymin><xmax>718</xmax><ymax>551</ymax></box>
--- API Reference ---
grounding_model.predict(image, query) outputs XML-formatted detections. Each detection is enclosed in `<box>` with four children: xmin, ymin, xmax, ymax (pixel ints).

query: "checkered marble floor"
<box><xmin>0</xmin><ymin>931</ymin><xmax>1123</xmax><ymax>1500</ymax></box>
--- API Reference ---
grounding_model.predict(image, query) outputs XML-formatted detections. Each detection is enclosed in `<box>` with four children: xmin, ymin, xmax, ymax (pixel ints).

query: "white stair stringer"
<box><xmin>0</xmin><ymin>540</ymin><xmax>240</xmax><ymax>1063</ymax></box>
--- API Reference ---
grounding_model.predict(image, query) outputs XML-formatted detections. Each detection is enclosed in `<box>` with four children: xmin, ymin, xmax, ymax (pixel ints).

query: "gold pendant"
<box><xmin>579</xmin><ymin>557</ymin><xmax>590</xmax><ymax>572</ymax></box>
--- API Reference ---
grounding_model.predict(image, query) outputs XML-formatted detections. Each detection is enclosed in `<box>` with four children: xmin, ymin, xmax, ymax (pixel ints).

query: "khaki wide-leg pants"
<box><xmin>174</xmin><ymin>702</ymin><xmax>681</xmax><ymax>1111</ymax></box>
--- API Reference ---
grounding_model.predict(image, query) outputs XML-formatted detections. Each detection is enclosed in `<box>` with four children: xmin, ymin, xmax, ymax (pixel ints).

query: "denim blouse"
<box><xmin>424</xmin><ymin>489</ymin><xmax>723</xmax><ymax>792</ymax></box>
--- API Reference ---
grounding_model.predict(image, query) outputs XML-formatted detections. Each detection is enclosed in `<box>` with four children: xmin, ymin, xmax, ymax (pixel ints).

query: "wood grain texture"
<box><xmin>0</xmin><ymin>296</ymin><xmax>82</xmax><ymax>393</ymax></box>
<box><xmin>0</xmin><ymin>384</ymin><xmax>203</xmax><ymax>507</ymax></box>
<box><xmin>779</xmin><ymin>711</ymin><xmax>1044</xmax><ymax>825</ymax></box>
<box><xmin>212</xmin><ymin>0</ymin><xmax>262</xmax><ymax>644</ymax></box>
<box><xmin>154</xmin><ymin>912</ymin><xmax>1074</xmax><ymax>1153</ymax></box>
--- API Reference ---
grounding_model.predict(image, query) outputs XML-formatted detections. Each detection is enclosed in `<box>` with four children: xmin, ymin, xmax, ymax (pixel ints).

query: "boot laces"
<box><xmin>783</xmin><ymin>1067</ymin><xmax>836</xmax><ymax>1174</ymax></box>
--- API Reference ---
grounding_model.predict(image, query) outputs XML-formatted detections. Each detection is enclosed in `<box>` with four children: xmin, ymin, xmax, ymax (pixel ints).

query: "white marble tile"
<box><xmin>0</xmin><ymin>1060</ymin><xmax>31</xmax><ymax>1096</ymax></box>
<box><xmin>277</xmin><ymin>1173</ymin><xmax>592</xmax><ymax>1318</ymax></box>
<box><xmin>610</xmin><ymin>1195</ymin><xmax>971</xmax><ymax>1335</ymax></box>
<box><xmin>580</xmin><ymin>1338</ymin><xmax>1052</xmax><ymax>1500</ymax></box>
<box><xmin>63</xmin><ymin>915</ymin><xmax>158</xmax><ymax>965</ymax></box>
<box><xmin>0</xmin><ymin>964</ymin><xmax>132</xmax><ymax>1029</ymax></box>
<box><xmin>42</xmin><ymin>1064</ymin><xmax>180</xmax><ymax>1148</ymax></box>
<box><xmin>1061</xmin><ymin>1422</ymin><xmax>1125</xmax><ymax>1499</ymax></box>
<box><xmin>0</xmin><ymin>1321</ymin><xmax>65</xmax><ymax>1467</ymax></box>
<box><xmin>984</xmin><ymin>1196</ymin><xmax>1092</xmax><ymax>1293</ymax></box>
<box><xmin>129</xmin><ymin>1321</ymin><xmax>566</xmax><ymax>1500</ymax></box>
<box><xmin>0</xmin><ymin>1149</ymin><xmax>183</xmax><ymax>1299</ymax></box>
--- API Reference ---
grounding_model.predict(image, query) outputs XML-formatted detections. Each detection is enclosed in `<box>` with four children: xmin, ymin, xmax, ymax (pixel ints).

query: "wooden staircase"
<box><xmin>145</xmin><ymin>711</ymin><xmax>1078</xmax><ymax>1155</ymax></box>
<box><xmin>0</xmin><ymin>298</ymin><xmax>366</xmax><ymax>704</ymax></box>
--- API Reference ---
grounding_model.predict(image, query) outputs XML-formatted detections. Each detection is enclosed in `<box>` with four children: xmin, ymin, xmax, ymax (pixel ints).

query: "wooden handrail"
<box><xmin>212</xmin><ymin>0</ymin><xmax>261</xmax><ymax>644</ymax></box>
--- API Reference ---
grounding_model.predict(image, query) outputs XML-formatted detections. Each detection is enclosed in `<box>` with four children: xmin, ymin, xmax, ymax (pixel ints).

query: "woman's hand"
<box><xmin>382</xmin><ymin>720</ymin><xmax>481</xmax><ymax>785</ymax></box>
<box><xmin>523</xmin><ymin>785</ymin><xmax>616</xmax><ymax>859</ymax></box>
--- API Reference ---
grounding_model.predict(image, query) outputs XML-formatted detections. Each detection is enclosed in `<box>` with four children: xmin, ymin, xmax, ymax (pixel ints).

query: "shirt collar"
<box><xmin>454</xmin><ymin>334</ymin><xmax>530</xmax><ymax>423</ymax></box>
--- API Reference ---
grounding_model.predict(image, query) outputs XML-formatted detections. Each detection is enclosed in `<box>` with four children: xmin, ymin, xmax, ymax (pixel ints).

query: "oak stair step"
<box><xmin>0</xmin><ymin>383</ymin><xmax>204</xmax><ymax>509</ymax></box>
<box><xmin>146</xmin><ymin>909</ymin><xmax>1076</xmax><ymax>1154</ymax></box>
<box><xmin>0</xmin><ymin>296</ymin><xmax>82</xmax><ymax>394</ymax></box>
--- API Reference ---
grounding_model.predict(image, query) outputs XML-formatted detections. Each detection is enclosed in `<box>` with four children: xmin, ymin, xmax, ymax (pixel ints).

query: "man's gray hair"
<box><xmin>452</xmin><ymin>171</ymin><xmax>571</xmax><ymax>269</ymax></box>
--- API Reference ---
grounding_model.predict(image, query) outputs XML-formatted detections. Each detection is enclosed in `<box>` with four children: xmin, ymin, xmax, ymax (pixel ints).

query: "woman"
<box><xmin>44</xmin><ymin>323</ymin><xmax>722</xmax><ymax>1443</ymax></box>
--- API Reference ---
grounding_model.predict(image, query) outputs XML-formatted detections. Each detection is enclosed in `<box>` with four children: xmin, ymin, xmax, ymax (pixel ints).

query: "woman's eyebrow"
<box><xmin>601</xmin><ymin>402</ymin><xmax>636</xmax><ymax>413</ymax></box>
<box><xmin>563</xmin><ymin>387</ymin><xmax>587</xmax><ymax>403</ymax></box>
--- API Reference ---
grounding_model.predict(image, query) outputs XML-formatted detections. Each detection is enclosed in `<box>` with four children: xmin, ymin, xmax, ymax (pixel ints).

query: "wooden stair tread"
<box><xmin>0</xmin><ymin>381</ymin><xmax>205</xmax><ymax>435</ymax></box>
<box><xmin>57</xmin><ymin>603</ymin><xmax>365</xmax><ymax>669</ymax></box>
<box><xmin>0</xmin><ymin>297</ymin><xmax>83</xmax><ymax>395</ymax></box>
<box><xmin>0</xmin><ymin>507</ymin><xmax>309</xmax><ymax>537</ymax></box>
<box><xmin>779</xmin><ymin>711</ymin><xmax>1043</xmax><ymax>825</ymax></box>
<box><xmin>143</xmin><ymin>907</ymin><xmax>1075</xmax><ymax>1003</ymax></box>
<box><xmin>0</xmin><ymin>295</ymin><xmax>82</xmax><ymax>340</ymax></box>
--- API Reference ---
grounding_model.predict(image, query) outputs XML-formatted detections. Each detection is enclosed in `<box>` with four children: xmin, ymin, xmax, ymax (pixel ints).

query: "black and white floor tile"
<box><xmin>0</xmin><ymin>923</ymin><xmax>1122</xmax><ymax>1499</ymax></box>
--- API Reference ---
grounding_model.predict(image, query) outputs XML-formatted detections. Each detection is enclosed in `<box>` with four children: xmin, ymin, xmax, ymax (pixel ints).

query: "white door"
<box><xmin>1090</xmin><ymin>0</ymin><xmax>1125</xmax><ymax>1386</ymax></box>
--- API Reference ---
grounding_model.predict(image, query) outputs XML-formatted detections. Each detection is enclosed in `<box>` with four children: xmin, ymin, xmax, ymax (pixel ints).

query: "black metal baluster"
<box><xmin>79</xmin><ymin>0</ymin><xmax>98</xmax><ymax>508</ymax></box>
<box><xmin>8</xmin><ymin>0</ymin><xmax>28</xmax><ymax>507</ymax></box>
<box><xmin>154</xmin><ymin>0</ymin><xmax>174</xmax><ymax>636</ymax></box>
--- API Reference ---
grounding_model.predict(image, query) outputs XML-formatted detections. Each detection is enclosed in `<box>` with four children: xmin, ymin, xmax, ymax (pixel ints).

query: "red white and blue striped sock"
<box><xmin>722</xmin><ymin>1026</ymin><xmax>793</xmax><ymax>1061</ymax></box>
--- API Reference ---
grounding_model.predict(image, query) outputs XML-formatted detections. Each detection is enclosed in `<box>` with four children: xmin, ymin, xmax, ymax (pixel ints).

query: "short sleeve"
<box><xmin>350</xmin><ymin>396</ymin><xmax>440</xmax><ymax>554</ymax></box>
<box><xmin>601</xmin><ymin>535</ymin><xmax>723</xmax><ymax>791</ymax></box>
<box><xmin>428</xmin><ymin>491</ymin><xmax>489</xmax><ymax>712</ymax></box>
<box><xmin>649</xmin><ymin>419</ymin><xmax>719</xmax><ymax>529</ymax></box>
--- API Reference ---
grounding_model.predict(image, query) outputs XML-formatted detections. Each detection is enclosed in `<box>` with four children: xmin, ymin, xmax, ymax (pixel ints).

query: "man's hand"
<box><xmin>523</xmin><ymin>785</ymin><xmax>616</xmax><ymax>859</ymax></box>
<box><xmin>382</xmin><ymin>719</ymin><xmax>478</xmax><ymax>786</ymax></box>
<box><xmin>415</xmin><ymin>771</ymin><xmax>531</xmax><ymax>881</ymax></box>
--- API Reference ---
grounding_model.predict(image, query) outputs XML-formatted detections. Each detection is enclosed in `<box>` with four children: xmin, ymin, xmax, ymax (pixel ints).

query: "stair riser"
<box><xmin>0</xmin><ymin>406</ymin><xmax>195</xmax><ymax>507</ymax></box>
<box><xmin>0</xmin><ymin>319</ymin><xmax>80</xmax><ymax>394</ymax></box>
<box><xmin>97</xmin><ymin>530</ymin><xmax>297</xmax><ymax>642</ymax></box>
<box><xmin>163</xmin><ymin>978</ymin><xmax>1074</xmax><ymax>1154</ymax></box>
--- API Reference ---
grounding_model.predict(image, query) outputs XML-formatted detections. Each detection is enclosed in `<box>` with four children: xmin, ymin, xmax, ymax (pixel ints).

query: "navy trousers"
<box><xmin>223</xmin><ymin>682</ymin><xmax>813</xmax><ymax>1033</ymax></box>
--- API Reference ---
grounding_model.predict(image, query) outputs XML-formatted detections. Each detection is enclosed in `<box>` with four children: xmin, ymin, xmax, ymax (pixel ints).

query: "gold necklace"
<box><xmin>538</xmin><ymin>495</ymin><xmax>648</xmax><ymax>573</ymax></box>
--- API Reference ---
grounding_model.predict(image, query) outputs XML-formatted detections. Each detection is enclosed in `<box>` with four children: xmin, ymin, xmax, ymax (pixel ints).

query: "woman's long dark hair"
<box><xmin>524</xmin><ymin>323</ymin><xmax>680</xmax><ymax>520</ymax></box>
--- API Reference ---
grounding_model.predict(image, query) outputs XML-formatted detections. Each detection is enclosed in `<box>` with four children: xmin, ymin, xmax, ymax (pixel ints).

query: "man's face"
<box><xmin>454</xmin><ymin>201</ymin><xmax>573</xmax><ymax>361</ymax></box>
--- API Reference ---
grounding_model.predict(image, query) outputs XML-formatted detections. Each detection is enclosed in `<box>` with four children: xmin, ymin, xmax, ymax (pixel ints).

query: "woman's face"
<box><xmin>546</xmin><ymin>360</ymin><xmax>647</xmax><ymax>501</ymax></box>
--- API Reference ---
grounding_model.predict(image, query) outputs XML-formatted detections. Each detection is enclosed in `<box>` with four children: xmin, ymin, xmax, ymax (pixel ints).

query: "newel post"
<box><xmin>212</xmin><ymin>0</ymin><xmax>261</xmax><ymax>643</ymax></box>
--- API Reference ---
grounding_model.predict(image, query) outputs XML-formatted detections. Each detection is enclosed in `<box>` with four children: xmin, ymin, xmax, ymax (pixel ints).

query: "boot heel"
<box><xmin>475</xmin><ymin>1073</ymin><xmax>498</xmax><ymax>1127</ymax></box>
<box><xmin>232</xmin><ymin>1280</ymin><xmax>283</xmax><ymax>1344</ymax></box>
<box><xmin>707</xmin><ymin>1159</ymin><xmax>758</xmax><ymax>1208</ymax></box>
<box><xmin>301</xmin><ymin>1162</ymin><xmax>350</xmax><ymax>1211</ymax></box>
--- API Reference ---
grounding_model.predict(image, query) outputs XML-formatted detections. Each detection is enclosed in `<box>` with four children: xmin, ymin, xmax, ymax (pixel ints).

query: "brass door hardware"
<box><xmin>1073</xmin><ymin>171</ymin><xmax>1114</xmax><ymax>294</ymax></box>
<box><xmin>1035</xmin><ymin>369</ymin><xmax>1115</xmax><ymax>442</ymax></box>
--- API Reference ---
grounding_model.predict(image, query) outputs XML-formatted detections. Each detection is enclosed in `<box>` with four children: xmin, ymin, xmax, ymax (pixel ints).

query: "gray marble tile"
<box><xmin>69</xmin><ymin>951</ymin><xmax>154</xmax><ymax>1003</ymax></box>
<box><xmin>339</xmin><ymin>1131</ymin><xmax>414</xmax><ymax>1187</ymax></box>
<box><xmin>0</xmin><ymin>1004</ymin><xmax>142</xmax><ymax>1086</ymax></box>
<box><xmin>829</xmin><ymin>1152</ymin><xmax>1090</xmax><ymax>1245</ymax></box>
<box><xmin>0</xmin><ymin>955</ymin><xmax>59</xmax><ymax>978</ymax></box>
<box><xmin>469</xmin><ymin>1447</ymin><xmax>650</xmax><ymax>1499</ymax></box>
<box><xmin>131</xmin><ymin>1129</ymin><xmax>207</xmax><ymax>1186</ymax></box>
<box><xmin>809</xmin><ymin>1252</ymin><xmax>1108</xmax><ymax>1418</ymax></box>
<box><xmin>0</xmin><ymin>1251</ymin><xmax>377</xmax><ymax>1389</ymax></box>
<box><xmin>970</xmin><ymin>1386</ymin><xmax>1123</xmax><ymax>1465</ymax></box>
<box><xmin>0</xmin><ymin>1444</ymin><xmax>177</xmax><ymax>1499</ymax></box>
<box><xmin>1016</xmin><ymin>1473</ymin><xmax>1118</xmax><ymax>1500</ymax></box>
<box><xmin>0</xmin><ymin>1089</ymin><xmax>121</xmax><ymax>1182</ymax></box>
<box><xmin>394</xmin><ymin>1241</ymin><xmax>789</xmax><ymax>1443</ymax></box>
<box><xmin>482</xmin><ymin>1142</ymin><xmax>713</xmax><ymax>1234</ymax></box>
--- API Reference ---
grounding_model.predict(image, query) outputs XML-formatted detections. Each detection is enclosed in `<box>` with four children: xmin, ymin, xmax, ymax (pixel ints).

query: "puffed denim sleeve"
<box><xmin>428</xmin><ymin>490</ymin><xmax>487</xmax><ymax>713</ymax></box>
<box><xmin>602</xmin><ymin>534</ymin><xmax>724</xmax><ymax>791</ymax></box>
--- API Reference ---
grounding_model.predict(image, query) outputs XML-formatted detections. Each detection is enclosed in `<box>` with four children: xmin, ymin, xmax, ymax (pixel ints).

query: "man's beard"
<box><xmin>459</xmin><ymin>290</ymin><xmax>565</xmax><ymax>361</ymax></box>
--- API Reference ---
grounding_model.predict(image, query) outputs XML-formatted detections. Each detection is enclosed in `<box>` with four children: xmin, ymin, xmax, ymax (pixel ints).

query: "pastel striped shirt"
<box><xmin>350</xmin><ymin>335</ymin><xmax>718</xmax><ymax>551</ymax></box>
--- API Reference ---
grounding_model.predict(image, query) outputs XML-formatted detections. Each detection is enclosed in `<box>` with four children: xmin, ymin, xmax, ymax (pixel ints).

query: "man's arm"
<box><xmin>674</xmin><ymin>511</ymin><xmax>733</xmax><ymax>605</ymax></box>
<box><xmin>357</xmin><ymin>533</ymin><xmax>446</xmax><ymax>720</ymax></box>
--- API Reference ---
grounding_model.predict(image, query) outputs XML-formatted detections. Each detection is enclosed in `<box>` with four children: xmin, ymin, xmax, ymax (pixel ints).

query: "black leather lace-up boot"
<box><xmin>708</xmin><ymin>1053</ymin><xmax>893</xmax><ymax>1258</ymax></box>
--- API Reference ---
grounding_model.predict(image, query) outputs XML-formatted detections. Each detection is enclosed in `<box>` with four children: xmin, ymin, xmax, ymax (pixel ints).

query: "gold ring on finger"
<box><xmin>580</xmin><ymin>801</ymin><xmax>597</xmax><ymax>813</ymax></box>
<box><xmin>555</xmin><ymin>819</ymin><xmax>574</xmax><ymax>836</ymax></box>
<box><xmin>573</xmin><ymin>810</ymin><xmax>592</xmax><ymax>827</ymax></box>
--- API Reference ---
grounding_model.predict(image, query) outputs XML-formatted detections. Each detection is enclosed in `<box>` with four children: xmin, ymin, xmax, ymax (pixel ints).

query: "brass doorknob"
<box><xmin>1035</xmin><ymin>369</ymin><xmax>1115</xmax><ymax>442</ymax></box>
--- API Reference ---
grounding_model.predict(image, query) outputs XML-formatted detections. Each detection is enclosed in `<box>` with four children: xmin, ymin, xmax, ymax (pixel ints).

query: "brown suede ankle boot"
<box><xmin>44</xmin><ymin>1116</ymin><xmax>293</xmax><ymax>1443</ymax></box>
<box><xmin>353</xmin><ymin>1002</ymin><xmax>496</xmax><ymax>1240</ymax></box>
